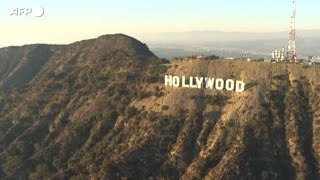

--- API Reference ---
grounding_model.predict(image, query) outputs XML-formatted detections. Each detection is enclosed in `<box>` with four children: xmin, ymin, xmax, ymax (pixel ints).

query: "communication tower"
<box><xmin>287</xmin><ymin>0</ymin><xmax>297</xmax><ymax>62</ymax></box>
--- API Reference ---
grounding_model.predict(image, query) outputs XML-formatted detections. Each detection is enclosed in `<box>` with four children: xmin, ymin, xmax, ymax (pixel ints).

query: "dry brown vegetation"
<box><xmin>0</xmin><ymin>34</ymin><xmax>320</xmax><ymax>179</ymax></box>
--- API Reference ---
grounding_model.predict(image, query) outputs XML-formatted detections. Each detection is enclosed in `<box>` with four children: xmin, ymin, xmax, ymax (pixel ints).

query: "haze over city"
<box><xmin>1</xmin><ymin>0</ymin><xmax>320</xmax><ymax>48</ymax></box>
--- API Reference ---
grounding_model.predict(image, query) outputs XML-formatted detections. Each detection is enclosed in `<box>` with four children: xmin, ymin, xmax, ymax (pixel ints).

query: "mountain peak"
<box><xmin>91</xmin><ymin>33</ymin><xmax>157</xmax><ymax>58</ymax></box>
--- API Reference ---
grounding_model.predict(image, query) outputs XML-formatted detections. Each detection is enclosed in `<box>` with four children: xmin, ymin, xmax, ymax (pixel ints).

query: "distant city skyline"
<box><xmin>1</xmin><ymin>0</ymin><xmax>320</xmax><ymax>47</ymax></box>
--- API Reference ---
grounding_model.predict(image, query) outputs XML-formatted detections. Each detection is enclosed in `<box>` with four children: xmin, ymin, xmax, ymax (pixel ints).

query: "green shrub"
<box><xmin>2</xmin><ymin>155</ymin><xmax>23</xmax><ymax>176</ymax></box>
<box><xmin>125</xmin><ymin>106</ymin><xmax>137</xmax><ymax>118</ymax></box>
<box><xmin>205</xmin><ymin>94</ymin><xmax>227</xmax><ymax>106</ymax></box>
<box><xmin>29</xmin><ymin>164</ymin><xmax>51</xmax><ymax>180</ymax></box>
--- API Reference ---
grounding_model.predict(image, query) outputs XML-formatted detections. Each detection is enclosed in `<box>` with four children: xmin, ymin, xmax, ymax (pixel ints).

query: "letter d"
<box><xmin>235</xmin><ymin>81</ymin><xmax>245</xmax><ymax>92</ymax></box>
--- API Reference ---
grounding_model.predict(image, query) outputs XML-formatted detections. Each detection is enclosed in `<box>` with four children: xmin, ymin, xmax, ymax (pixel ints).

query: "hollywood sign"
<box><xmin>165</xmin><ymin>75</ymin><xmax>245</xmax><ymax>92</ymax></box>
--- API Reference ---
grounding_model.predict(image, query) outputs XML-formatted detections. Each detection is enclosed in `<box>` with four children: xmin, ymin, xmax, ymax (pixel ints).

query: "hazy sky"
<box><xmin>1</xmin><ymin>0</ymin><xmax>319</xmax><ymax>47</ymax></box>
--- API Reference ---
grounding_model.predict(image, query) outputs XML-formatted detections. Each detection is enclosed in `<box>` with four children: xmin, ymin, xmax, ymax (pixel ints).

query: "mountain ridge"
<box><xmin>0</xmin><ymin>33</ymin><xmax>158</xmax><ymax>91</ymax></box>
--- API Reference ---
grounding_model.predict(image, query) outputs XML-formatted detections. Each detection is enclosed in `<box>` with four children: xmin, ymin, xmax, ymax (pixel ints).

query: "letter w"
<box><xmin>205</xmin><ymin>78</ymin><xmax>215</xmax><ymax>89</ymax></box>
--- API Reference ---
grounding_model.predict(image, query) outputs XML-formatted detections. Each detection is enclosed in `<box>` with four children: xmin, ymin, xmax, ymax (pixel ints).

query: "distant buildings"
<box><xmin>224</xmin><ymin>57</ymin><xmax>235</xmax><ymax>60</ymax></box>
<box><xmin>271</xmin><ymin>48</ymin><xmax>286</xmax><ymax>62</ymax></box>
<box><xmin>196</xmin><ymin>55</ymin><xmax>204</xmax><ymax>59</ymax></box>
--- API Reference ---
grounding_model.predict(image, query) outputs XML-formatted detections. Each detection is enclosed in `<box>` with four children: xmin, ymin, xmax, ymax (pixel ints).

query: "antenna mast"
<box><xmin>287</xmin><ymin>0</ymin><xmax>297</xmax><ymax>62</ymax></box>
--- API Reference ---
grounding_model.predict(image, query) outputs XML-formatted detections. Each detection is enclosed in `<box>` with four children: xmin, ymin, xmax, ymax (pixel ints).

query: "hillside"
<box><xmin>0</xmin><ymin>34</ymin><xmax>320</xmax><ymax>179</ymax></box>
